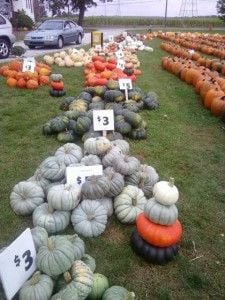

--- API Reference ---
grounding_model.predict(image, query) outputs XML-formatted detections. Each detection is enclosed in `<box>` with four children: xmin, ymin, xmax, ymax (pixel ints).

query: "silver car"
<box><xmin>0</xmin><ymin>13</ymin><xmax>16</xmax><ymax>59</ymax></box>
<box><xmin>24</xmin><ymin>19</ymin><xmax>84</xmax><ymax>49</ymax></box>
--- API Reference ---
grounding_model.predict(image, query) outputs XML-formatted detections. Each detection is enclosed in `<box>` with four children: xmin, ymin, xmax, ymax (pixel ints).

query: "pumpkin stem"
<box><xmin>169</xmin><ymin>177</ymin><xmax>175</xmax><ymax>187</ymax></box>
<box><xmin>31</xmin><ymin>271</ymin><xmax>41</xmax><ymax>285</ymax></box>
<box><xmin>128</xmin><ymin>292</ymin><xmax>135</xmax><ymax>300</ymax></box>
<box><xmin>63</xmin><ymin>271</ymin><xmax>72</xmax><ymax>283</ymax></box>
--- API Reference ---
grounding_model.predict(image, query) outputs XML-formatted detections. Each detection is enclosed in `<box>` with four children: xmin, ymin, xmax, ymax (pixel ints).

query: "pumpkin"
<box><xmin>153</xmin><ymin>177</ymin><xmax>179</xmax><ymax>206</ymax></box>
<box><xmin>74</xmin><ymin>116</ymin><xmax>92</xmax><ymax>135</ymax></box>
<box><xmin>113</xmin><ymin>155</ymin><xmax>140</xmax><ymax>175</ymax></box>
<box><xmin>131</xmin><ymin>229</ymin><xmax>179</xmax><ymax>264</ymax></box>
<box><xmin>110</xmin><ymin>139</ymin><xmax>129</xmax><ymax>155</ymax></box>
<box><xmin>115</xmin><ymin>116</ymin><xmax>132</xmax><ymax>135</ymax></box>
<box><xmin>51</xmin><ymin>80</ymin><xmax>64</xmax><ymax>91</ymax></box>
<box><xmin>71</xmin><ymin>200</ymin><xmax>107</xmax><ymax>237</ymax></box>
<box><xmin>84</xmin><ymin>137</ymin><xmax>111</xmax><ymax>155</ymax></box>
<box><xmin>114</xmin><ymin>185</ymin><xmax>147</xmax><ymax>224</ymax></box>
<box><xmin>55</xmin><ymin>143</ymin><xmax>83</xmax><ymax>166</ymax></box>
<box><xmin>50</xmin><ymin>116</ymin><xmax>69</xmax><ymax>133</ymax></box>
<box><xmin>38</xmin><ymin>156</ymin><xmax>66</xmax><ymax>182</ymax></box>
<box><xmin>50</xmin><ymin>73</ymin><xmax>63</xmax><ymax>81</ymax></box>
<box><xmin>87</xmin><ymin>273</ymin><xmax>109</xmax><ymax>300</ymax></box>
<box><xmin>56</xmin><ymin>260</ymin><xmax>94</xmax><ymax>300</ymax></box>
<box><xmin>143</xmin><ymin>92</ymin><xmax>160</xmax><ymax>110</ymax></box>
<box><xmin>60</xmin><ymin>96</ymin><xmax>76</xmax><ymax>111</ymax></box>
<box><xmin>27</xmin><ymin>167</ymin><xmax>51</xmax><ymax>192</ymax></box>
<box><xmin>211</xmin><ymin>95</ymin><xmax>225</xmax><ymax>117</ymax></box>
<box><xmin>51</xmin><ymin>287</ymin><xmax>79</xmax><ymax>300</ymax></box>
<box><xmin>102</xmin><ymin>286</ymin><xmax>135</xmax><ymax>300</ymax></box>
<box><xmin>37</xmin><ymin>236</ymin><xmax>75</xmax><ymax>277</ymax></box>
<box><xmin>81</xmin><ymin>254</ymin><xmax>96</xmax><ymax>272</ymax></box>
<box><xmin>81</xmin><ymin>154</ymin><xmax>102</xmax><ymax>166</ymax></box>
<box><xmin>61</xmin><ymin>234</ymin><xmax>85</xmax><ymax>260</ymax></box>
<box><xmin>129</xmin><ymin>128</ymin><xmax>147</xmax><ymax>139</ymax></box>
<box><xmin>57</xmin><ymin>130</ymin><xmax>77</xmax><ymax>143</ymax></box>
<box><xmin>10</xmin><ymin>181</ymin><xmax>44</xmax><ymax>216</ymax></box>
<box><xmin>69</xmin><ymin>99</ymin><xmax>88</xmax><ymax>112</ymax></box>
<box><xmin>95</xmin><ymin>197</ymin><xmax>113</xmax><ymax>217</ymax></box>
<box><xmin>26</xmin><ymin>79</ymin><xmax>39</xmax><ymax>89</ymax></box>
<box><xmin>16</xmin><ymin>78</ymin><xmax>27</xmax><ymax>88</ymax></box>
<box><xmin>39</xmin><ymin>67</ymin><xmax>51</xmax><ymax>76</ymax></box>
<box><xmin>144</xmin><ymin>198</ymin><xmax>178</xmax><ymax>226</ymax></box>
<box><xmin>31</xmin><ymin>226</ymin><xmax>48</xmax><ymax>251</ymax></box>
<box><xmin>39</xmin><ymin>75</ymin><xmax>50</xmax><ymax>85</ymax></box>
<box><xmin>102</xmin><ymin>146</ymin><xmax>123</xmax><ymax>167</ymax></box>
<box><xmin>106</xmin><ymin>132</ymin><xmax>123</xmax><ymax>141</ymax></box>
<box><xmin>6</xmin><ymin>77</ymin><xmax>17</xmax><ymax>87</ymax></box>
<box><xmin>104</xmin><ymin>167</ymin><xmax>124</xmax><ymax>198</ymax></box>
<box><xmin>49</xmin><ymin>89</ymin><xmax>66</xmax><ymax>97</ymax></box>
<box><xmin>141</xmin><ymin>164</ymin><xmax>159</xmax><ymax>186</ymax></box>
<box><xmin>81</xmin><ymin>175</ymin><xmax>110</xmax><ymax>200</ymax></box>
<box><xmin>104</xmin><ymin>90</ymin><xmax>125</xmax><ymax>102</ymax></box>
<box><xmin>136</xmin><ymin>213</ymin><xmax>182</xmax><ymax>247</ymax></box>
<box><xmin>19</xmin><ymin>271</ymin><xmax>54</xmax><ymax>300</ymax></box>
<box><xmin>33</xmin><ymin>203</ymin><xmax>70</xmax><ymax>234</ymax></box>
<box><xmin>47</xmin><ymin>184</ymin><xmax>81</xmax><ymax>211</ymax></box>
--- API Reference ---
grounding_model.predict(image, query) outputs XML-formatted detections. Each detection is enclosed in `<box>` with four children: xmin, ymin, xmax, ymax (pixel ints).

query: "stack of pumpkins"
<box><xmin>49</xmin><ymin>73</ymin><xmax>66</xmax><ymax>97</ymax></box>
<box><xmin>131</xmin><ymin>178</ymin><xmax>182</xmax><ymax>264</ymax></box>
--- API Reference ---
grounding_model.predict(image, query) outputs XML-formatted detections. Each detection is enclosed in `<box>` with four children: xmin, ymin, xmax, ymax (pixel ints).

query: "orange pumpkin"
<box><xmin>100</xmin><ymin>70</ymin><xmax>112</xmax><ymax>79</ymax></box>
<box><xmin>38</xmin><ymin>67</ymin><xmax>51</xmax><ymax>76</ymax></box>
<box><xmin>211</xmin><ymin>96</ymin><xmax>225</xmax><ymax>117</ymax></box>
<box><xmin>16</xmin><ymin>72</ymin><xmax>25</xmax><ymax>80</ymax></box>
<box><xmin>136</xmin><ymin>213</ymin><xmax>182</xmax><ymax>247</ymax></box>
<box><xmin>6</xmin><ymin>77</ymin><xmax>17</xmax><ymax>87</ymax></box>
<box><xmin>0</xmin><ymin>65</ymin><xmax>9</xmax><ymax>76</ymax></box>
<box><xmin>9</xmin><ymin>60</ymin><xmax>22</xmax><ymax>72</ymax></box>
<box><xmin>51</xmin><ymin>81</ymin><xmax>64</xmax><ymax>90</ymax></box>
<box><xmin>94</xmin><ymin>61</ymin><xmax>106</xmax><ymax>72</ymax></box>
<box><xmin>105</xmin><ymin>62</ymin><xmax>116</xmax><ymax>71</ymax></box>
<box><xmin>26</xmin><ymin>79</ymin><xmax>39</xmax><ymax>89</ymax></box>
<box><xmin>204</xmin><ymin>88</ymin><xmax>224</xmax><ymax>109</ymax></box>
<box><xmin>92</xmin><ymin>55</ymin><xmax>105</xmax><ymax>63</ymax></box>
<box><xmin>16</xmin><ymin>78</ymin><xmax>27</xmax><ymax>88</ymax></box>
<box><xmin>39</xmin><ymin>75</ymin><xmax>50</xmax><ymax>85</ymax></box>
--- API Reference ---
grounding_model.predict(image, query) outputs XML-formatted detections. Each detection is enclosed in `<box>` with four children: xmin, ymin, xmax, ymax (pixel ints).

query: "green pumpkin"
<box><xmin>123</xmin><ymin>100</ymin><xmax>140</xmax><ymax>113</ymax></box>
<box><xmin>89</xmin><ymin>101</ymin><xmax>105</xmax><ymax>110</ymax></box>
<box><xmin>78</xmin><ymin>91</ymin><xmax>93</xmax><ymax>104</ymax></box>
<box><xmin>64</xmin><ymin>110</ymin><xmax>82</xmax><ymax>120</ymax></box>
<box><xmin>60</xmin><ymin>97</ymin><xmax>76</xmax><ymax>111</ymax></box>
<box><xmin>104</xmin><ymin>90</ymin><xmax>125</xmax><ymax>103</ymax></box>
<box><xmin>61</xmin><ymin>234</ymin><xmax>85</xmax><ymax>260</ymax></box>
<box><xmin>83</xmin><ymin>86</ymin><xmax>96</xmax><ymax>96</ymax></box>
<box><xmin>43</xmin><ymin>121</ymin><xmax>53</xmax><ymax>135</ymax></box>
<box><xmin>143</xmin><ymin>91</ymin><xmax>160</xmax><ymax>110</ymax></box>
<box><xmin>31</xmin><ymin>226</ymin><xmax>48</xmax><ymax>251</ymax></box>
<box><xmin>129</xmin><ymin>128</ymin><xmax>147</xmax><ymax>139</ymax></box>
<box><xmin>123</xmin><ymin>110</ymin><xmax>142</xmax><ymax>128</ymax></box>
<box><xmin>37</xmin><ymin>236</ymin><xmax>75</xmax><ymax>277</ymax></box>
<box><xmin>57</xmin><ymin>130</ymin><xmax>77</xmax><ymax>143</ymax></box>
<box><xmin>92</xmin><ymin>96</ymin><xmax>103</xmax><ymax>103</ymax></box>
<box><xmin>19</xmin><ymin>271</ymin><xmax>54</xmax><ymax>300</ymax></box>
<box><xmin>51</xmin><ymin>286</ymin><xmax>79</xmax><ymax>300</ymax></box>
<box><xmin>123</xmin><ymin>67</ymin><xmax>134</xmax><ymax>76</ymax></box>
<box><xmin>50</xmin><ymin>116</ymin><xmax>69</xmax><ymax>133</ymax></box>
<box><xmin>50</xmin><ymin>73</ymin><xmax>63</xmax><ymax>81</ymax></box>
<box><xmin>49</xmin><ymin>89</ymin><xmax>66</xmax><ymax>97</ymax></box>
<box><xmin>94</xmin><ymin>86</ymin><xmax>107</xmax><ymax>97</ymax></box>
<box><xmin>115</xmin><ymin>116</ymin><xmax>132</xmax><ymax>135</ymax></box>
<box><xmin>128</xmin><ymin>90</ymin><xmax>142</xmax><ymax>101</ymax></box>
<box><xmin>87</xmin><ymin>273</ymin><xmax>109</xmax><ymax>300</ymax></box>
<box><xmin>106</xmin><ymin>131</ymin><xmax>123</xmax><ymax>141</ymax></box>
<box><xmin>74</xmin><ymin>116</ymin><xmax>92</xmax><ymax>136</ymax></box>
<box><xmin>102</xmin><ymin>286</ymin><xmax>135</xmax><ymax>300</ymax></box>
<box><xmin>107</xmin><ymin>79</ymin><xmax>120</xmax><ymax>90</ymax></box>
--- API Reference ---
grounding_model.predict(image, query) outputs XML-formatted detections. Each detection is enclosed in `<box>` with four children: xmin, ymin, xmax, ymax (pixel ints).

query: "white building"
<box><xmin>12</xmin><ymin>0</ymin><xmax>35</xmax><ymax>20</ymax></box>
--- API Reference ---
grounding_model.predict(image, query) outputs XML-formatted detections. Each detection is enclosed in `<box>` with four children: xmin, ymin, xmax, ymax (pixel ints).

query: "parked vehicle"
<box><xmin>0</xmin><ymin>13</ymin><xmax>16</xmax><ymax>59</ymax></box>
<box><xmin>24</xmin><ymin>19</ymin><xmax>84</xmax><ymax>49</ymax></box>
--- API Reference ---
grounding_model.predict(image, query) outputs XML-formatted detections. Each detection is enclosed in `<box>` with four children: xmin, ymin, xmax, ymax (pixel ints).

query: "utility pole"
<box><xmin>164</xmin><ymin>0</ymin><xmax>168</xmax><ymax>27</ymax></box>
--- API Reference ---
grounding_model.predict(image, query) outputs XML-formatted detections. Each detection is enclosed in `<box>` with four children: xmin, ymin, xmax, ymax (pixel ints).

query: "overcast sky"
<box><xmin>86</xmin><ymin>0</ymin><xmax>217</xmax><ymax>17</ymax></box>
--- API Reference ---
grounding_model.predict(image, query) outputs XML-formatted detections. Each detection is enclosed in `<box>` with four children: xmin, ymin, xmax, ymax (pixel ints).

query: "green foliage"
<box><xmin>217</xmin><ymin>0</ymin><xmax>225</xmax><ymax>22</ymax></box>
<box><xmin>11</xmin><ymin>46</ymin><xmax>26</xmax><ymax>57</ymax></box>
<box><xmin>11</xmin><ymin>10</ymin><xmax>34</xmax><ymax>30</ymax></box>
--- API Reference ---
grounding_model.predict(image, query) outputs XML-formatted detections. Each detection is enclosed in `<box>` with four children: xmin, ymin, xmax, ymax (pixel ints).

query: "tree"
<box><xmin>217</xmin><ymin>0</ymin><xmax>225</xmax><ymax>21</ymax></box>
<box><xmin>70</xmin><ymin>0</ymin><xmax>97</xmax><ymax>26</ymax></box>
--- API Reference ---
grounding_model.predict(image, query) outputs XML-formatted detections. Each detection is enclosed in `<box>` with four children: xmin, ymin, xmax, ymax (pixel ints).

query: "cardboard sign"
<box><xmin>0</xmin><ymin>228</ymin><xmax>36</xmax><ymax>300</ymax></box>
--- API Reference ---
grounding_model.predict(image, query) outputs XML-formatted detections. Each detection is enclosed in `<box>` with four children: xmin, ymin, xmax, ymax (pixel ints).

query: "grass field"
<box><xmin>1</xmin><ymin>36</ymin><xmax>225</xmax><ymax>299</ymax></box>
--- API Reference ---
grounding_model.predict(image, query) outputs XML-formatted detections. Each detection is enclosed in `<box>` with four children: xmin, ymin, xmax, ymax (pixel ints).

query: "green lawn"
<box><xmin>1</xmin><ymin>37</ymin><xmax>225</xmax><ymax>299</ymax></box>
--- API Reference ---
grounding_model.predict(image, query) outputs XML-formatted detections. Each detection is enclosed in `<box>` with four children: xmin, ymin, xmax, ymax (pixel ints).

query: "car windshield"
<box><xmin>38</xmin><ymin>21</ymin><xmax>63</xmax><ymax>30</ymax></box>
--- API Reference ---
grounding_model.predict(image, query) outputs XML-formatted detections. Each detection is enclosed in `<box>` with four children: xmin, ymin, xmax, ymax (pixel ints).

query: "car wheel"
<box><xmin>0</xmin><ymin>38</ymin><xmax>10</xmax><ymax>59</ymax></box>
<box><xmin>57</xmin><ymin>37</ymin><xmax>64</xmax><ymax>49</ymax></box>
<box><xmin>28</xmin><ymin>45</ymin><xmax>36</xmax><ymax>49</ymax></box>
<box><xmin>76</xmin><ymin>34</ymin><xmax>82</xmax><ymax>45</ymax></box>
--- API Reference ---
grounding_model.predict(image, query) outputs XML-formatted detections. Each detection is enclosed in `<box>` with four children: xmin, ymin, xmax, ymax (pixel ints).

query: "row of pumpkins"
<box><xmin>43</xmin><ymin>81</ymin><xmax>159</xmax><ymax>142</ymax></box>
<box><xmin>7</xmin><ymin>136</ymin><xmax>182</xmax><ymax>299</ymax></box>
<box><xmin>0</xmin><ymin>60</ymin><xmax>51</xmax><ymax>89</ymax></box>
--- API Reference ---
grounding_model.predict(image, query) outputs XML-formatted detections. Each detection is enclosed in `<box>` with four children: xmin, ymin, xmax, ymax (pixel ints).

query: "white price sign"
<box><xmin>67</xmin><ymin>165</ymin><xmax>103</xmax><ymax>187</ymax></box>
<box><xmin>122</xmin><ymin>31</ymin><xmax>128</xmax><ymax>37</ymax></box>
<box><xmin>108</xmin><ymin>35</ymin><xmax>114</xmax><ymax>42</ymax></box>
<box><xmin>22</xmin><ymin>57</ymin><xmax>36</xmax><ymax>73</ymax></box>
<box><xmin>115</xmin><ymin>50</ymin><xmax>124</xmax><ymax>59</ymax></box>
<box><xmin>119</xmin><ymin>78</ymin><xmax>133</xmax><ymax>90</ymax></box>
<box><xmin>93</xmin><ymin>110</ymin><xmax>114</xmax><ymax>131</ymax></box>
<box><xmin>118</xmin><ymin>43</ymin><xmax>124</xmax><ymax>50</ymax></box>
<box><xmin>0</xmin><ymin>228</ymin><xmax>36</xmax><ymax>300</ymax></box>
<box><xmin>117</xmin><ymin>59</ymin><xmax>125</xmax><ymax>70</ymax></box>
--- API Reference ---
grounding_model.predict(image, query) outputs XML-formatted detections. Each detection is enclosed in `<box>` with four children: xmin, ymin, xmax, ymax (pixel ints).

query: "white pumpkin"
<box><xmin>153</xmin><ymin>177</ymin><xmax>179</xmax><ymax>206</ymax></box>
<box><xmin>47</xmin><ymin>184</ymin><xmax>81</xmax><ymax>211</ymax></box>
<box><xmin>84</xmin><ymin>137</ymin><xmax>111</xmax><ymax>155</ymax></box>
<box><xmin>54</xmin><ymin>143</ymin><xmax>83</xmax><ymax>166</ymax></box>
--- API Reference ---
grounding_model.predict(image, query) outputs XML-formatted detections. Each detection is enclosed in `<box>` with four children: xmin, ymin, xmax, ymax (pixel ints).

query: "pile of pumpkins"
<box><xmin>113</xmin><ymin>34</ymin><xmax>154</xmax><ymax>52</ymax></box>
<box><xmin>0</xmin><ymin>59</ymin><xmax>51</xmax><ymax>89</ymax></box>
<box><xmin>49</xmin><ymin>74</ymin><xmax>66</xmax><ymax>97</ymax></box>
<box><xmin>42</xmin><ymin>82</ymin><xmax>160</xmax><ymax>142</ymax></box>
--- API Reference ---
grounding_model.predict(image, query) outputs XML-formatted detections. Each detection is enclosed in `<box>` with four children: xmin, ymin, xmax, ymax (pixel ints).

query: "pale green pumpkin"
<box><xmin>87</xmin><ymin>273</ymin><xmax>109</xmax><ymax>300</ymax></box>
<box><xmin>19</xmin><ymin>271</ymin><xmax>54</xmax><ymax>300</ymax></box>
<box><xmin>61</xmin><ymin>234</ymin><xmax>85</xmax><ymax>260</ymax></box>
<box><xmin>81</xmin><ymin>254</ymin><xmax>96</xmax><ymax>272</ymax></box>
<box><xmin>54</xmin><ymin>143</ymin><xmax>83</xmax><ymax>166</ymax></box>
<box><xmin>102</xmin><ymin>286</ymin><xmax>135</xmax><ymax>300</ymax></box>
<box><xmin>37</xmin><ymin>236</ymin><xmax>75</xmax><ymax>277</ymax></box>
<box><xmin>31</xmin><ymin>226</ymin><xmax>48</xmax><ymax>251</ymax></box>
